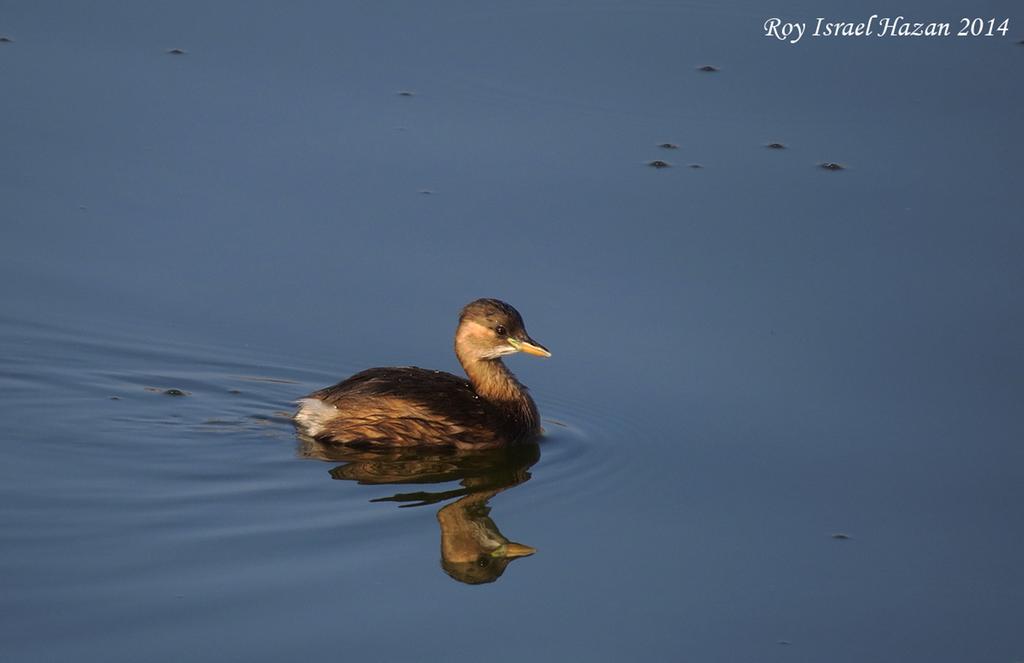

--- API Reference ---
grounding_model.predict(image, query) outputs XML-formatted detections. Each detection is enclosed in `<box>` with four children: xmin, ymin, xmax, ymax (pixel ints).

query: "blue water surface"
<box><xmin>1</xmin><ymin>1</ymin><xmax>1022</xmax><ymax>661</ymax></box>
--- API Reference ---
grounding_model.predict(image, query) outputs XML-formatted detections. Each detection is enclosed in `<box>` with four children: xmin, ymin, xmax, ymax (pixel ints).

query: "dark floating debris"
<box><xmin>697</xmin><ymin>65</ymin><xmax>719</xmax><ymax>72</ymax></box>
<box><xmin>110</xmin><ymin>396</ymin><xmax>121</xmax><ymax>401</ymax></box>
<box><xmin>166</xmin><ymin>48</ymin><xmax>186</xmax><ymax>55</ymax></box>
<box><xmin>145</xmin><ymin>386</ymin><xmax>190</xmax><ymax>396</ymax></box>
<box><xmin>397</xmin><ymin>90</ymin><xmax>415</xmax><ymax>97</ymax></box>
<box><xmin>766</xmin><ymin>142</ymin><xmax>786</xmax><ymax>149</ymax></box>
<box><xmin>820</xmin><ymin>162</ymin><xmax>844</xmax><ymax>170</ymax></box>
<box><xmin>831</xmin><ymin>532</ymin><xmax>852</xmax><ymax>540</ymax></box>
<box><xmin>417</xmin><ymin>189</ymin><xmax>434</xmax><ymax>195</ymax></box>
<box><xmin>688</xmin><ymin>163</ymin><xmax>703</xmax><ymax>169</ymax></box>
<box><xmin>0</xmin><ymin>36</ymin><xmax>13</xmax><ymax>43</ymax></box>
<box><xmin>658</xmin><ymin>143</ymin><xmax>679</xmax><ymax>149</ymax></box>
<box><xmin>648</xmin><ymin>160</ymin><xmax>672</xmax><ymax>169</ymax></box>
<box><xmin>228</xmin><ymin>389</ymin><xmax>242</xmax><ymax>395</ymax></box>
<box><xmin>777</xmin><ymin>640</ymin><xmax>792</xmax><ymax>646</ymax></box>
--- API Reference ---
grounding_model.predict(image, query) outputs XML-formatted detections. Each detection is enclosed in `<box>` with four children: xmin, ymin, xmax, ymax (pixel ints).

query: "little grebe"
<box><xmin>294</xmin><ymin>299</ymin><xmax>551</xmax><ymax>448</ymax></box>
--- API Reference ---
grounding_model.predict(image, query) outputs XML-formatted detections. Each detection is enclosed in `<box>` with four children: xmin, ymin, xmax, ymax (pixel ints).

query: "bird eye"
<box><xmin>495</xmin><ymin>325</ymin><xmax>507</xmax><ymax>336</ymax></box>
<box><xmin>477</xmin><ymin>555</ymin><xmax>491</xmax><ymax>568</ymax></box>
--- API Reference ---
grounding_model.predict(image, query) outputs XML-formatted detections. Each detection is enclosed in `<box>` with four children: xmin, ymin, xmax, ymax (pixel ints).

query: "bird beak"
<box><xmin>492</xmin><ymin>542</ymin><xmax>537</xmax><ymax>558</ymax></box>
<box><xmin>508</xmin><ymin>336</ymin><xmax>552</xmax><ymax>358</ymax></box>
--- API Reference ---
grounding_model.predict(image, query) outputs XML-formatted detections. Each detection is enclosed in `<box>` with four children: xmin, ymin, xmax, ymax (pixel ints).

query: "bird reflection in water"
<box><xmin>297</xmin><ymin>437</ymin><xmax>540</xmax><ymax>584</ymax></box>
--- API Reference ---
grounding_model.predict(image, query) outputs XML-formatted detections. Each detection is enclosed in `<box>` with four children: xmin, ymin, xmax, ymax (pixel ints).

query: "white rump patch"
<box><xmin>294</xmin><ymin>398</ymin><xmax>338</xmax><ymax>437</ymax></box>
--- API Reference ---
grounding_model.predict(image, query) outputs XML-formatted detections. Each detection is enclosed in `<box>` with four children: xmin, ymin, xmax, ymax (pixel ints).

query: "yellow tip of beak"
<box><xmin>520</xmin><ymin>342</ymin><xmax>551</xmax><ymax>358</ymax></box>
<box><xmin>501</xmin><ymin>542</ymin><xmax>537</xmax><ymax>558</ymax></box>
<box><xmin>509</xmin><ymin>338</ymin><xmax>551</xmax><ymax>357</ymax></box>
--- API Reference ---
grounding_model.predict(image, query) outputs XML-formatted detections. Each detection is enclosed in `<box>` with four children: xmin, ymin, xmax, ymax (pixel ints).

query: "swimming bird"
<box><xmin>294</xmin><ymin>299</ymin><xmax>551</xmax><ymax>448</ymax></box>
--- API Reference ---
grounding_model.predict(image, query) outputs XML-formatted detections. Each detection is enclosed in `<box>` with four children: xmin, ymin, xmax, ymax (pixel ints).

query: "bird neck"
<box><xmin>459</xmin><ymin>355</ymin><xmax>539</xmax><ymax>434</ymax></box>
